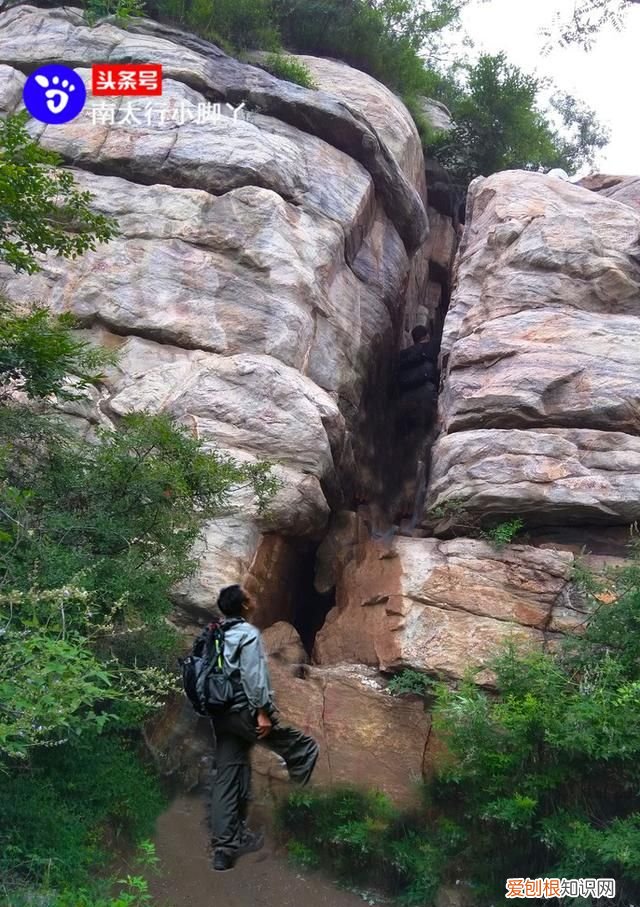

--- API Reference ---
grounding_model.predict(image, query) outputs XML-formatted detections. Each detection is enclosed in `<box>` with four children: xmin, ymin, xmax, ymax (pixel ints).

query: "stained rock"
<box><xmin>254</xmin><ymin>624</ymin><xmax>431</xmax><ymax>805</ymax></box>
<box><xmin>314</xmin><ymin>537</ymin><xmax>578</xmax><ymax>683</ymax></box>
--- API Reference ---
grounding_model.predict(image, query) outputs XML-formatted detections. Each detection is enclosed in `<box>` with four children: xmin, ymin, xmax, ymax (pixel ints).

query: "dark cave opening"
<box><xmin>290</xmin><ymin>544</ymin><xmax>336</xmax><ymax>655</ymax></box>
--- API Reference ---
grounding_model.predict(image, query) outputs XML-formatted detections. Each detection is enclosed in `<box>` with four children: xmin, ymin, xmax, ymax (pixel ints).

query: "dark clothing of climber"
<box><xmin>209</xmin><ymin>585</ymin><xmax>319</xmax><ymax>872</ymax></box>
<box><xmin>397</xmin><ymin>341</ymin><xmax>438</xmax><ymax>392</ymax></box>
<box><xmin>395</xmin><ymin>327</ymin><xmax>438</xmax><ymax>430</ymax></box>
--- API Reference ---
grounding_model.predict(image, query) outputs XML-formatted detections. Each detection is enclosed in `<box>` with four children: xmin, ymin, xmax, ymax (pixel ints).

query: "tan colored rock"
<box><xmin>432</xmin><ymin>170</ymin><xmax>640</xmax><ymax>527</ymax></box>
<box><xmin>262</xmin><ymin>621</ymin><xmax>309</xmax><ymax>666</ymax></box>
<box><xmin>144</xmin><ymin>694</ymin><xmax>213</xmax><ymax>790</ymax></box>
<box><xmin>282</xmin><ymin>54</ymin><xmax>426</xmax><ymax>197</ymax></box>
<box><xmin>254</xmin><ymin>644</ymin><xmax>431</xmax><ymax>805</ymax></box>
<box><xmin>0</xmin><ymin>6</ymin><xmax>428</xmax><ymax>252</ymax></box>
<box><xmin>172</xmin><ymin>516</ymin><xmax>262</xmax><ymax>617</ymax></box>
<box><xmin>579</xmin><ymin>173</ymin><xmax>640</xmax><ymax>214</ymax></box>
<box><xmin>440</xmin><ymin>172</ymin><xmax>640</xmax><ymax>433</ymax></box>
<box><xmin>314</xmin><ymin>510</ymin><xmax>368</xmax><ymax>594</ymax></box>
<box><xmin>0</xmin><ymin>62</ymin><xmax>23</xmax><ymax>113</ymax></box>
<box><xmin>425</xmin><ymin>428</ymin><xmax>640</xmax><ymax>529</ymax></box>
<box><xmin>314</xmin><ymin>537</ymin><xmax>572</xmax><ymax>683</ymax></box>
<box><xmin>425</xmin><ymin>208</ymin><xmax>458</xmax><ymax>272</ymax></box>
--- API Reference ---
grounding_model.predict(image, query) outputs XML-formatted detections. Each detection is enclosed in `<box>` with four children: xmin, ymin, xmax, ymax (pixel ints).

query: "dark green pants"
<box><xmin>210</xmin><ymin>708</ymin><xmax>319</xmax><ymax>855</ymax></box>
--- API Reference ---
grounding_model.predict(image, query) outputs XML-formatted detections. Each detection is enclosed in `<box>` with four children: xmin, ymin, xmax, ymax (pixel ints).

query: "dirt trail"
<box><xmin>146</xmin><ymin>794</ymin><xmax>386</xmax><ymax>907</ymax></box>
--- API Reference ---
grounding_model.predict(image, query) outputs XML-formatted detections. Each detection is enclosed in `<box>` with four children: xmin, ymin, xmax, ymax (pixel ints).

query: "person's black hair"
<box><xmin>217</xmin><ymin>584</ymin><xmax>248</xmax><ymax>617</ymax></box>
<box><xmin>411</xmin><ymin>325</ymin><xmax>429</xmax><ymax>343</ymax></box>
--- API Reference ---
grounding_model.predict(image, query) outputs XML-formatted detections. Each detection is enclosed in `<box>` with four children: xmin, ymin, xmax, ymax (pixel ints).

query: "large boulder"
<box><xmin>425</xmin><ymin>428</ymin><xmax>640</xmax><ymax>529</ymax></box>
<box><xmin>578</xmin><ymin>173</ymin><xmax>640</xmax><ymax>214</ymax></box>
<box><xmin>0</xmin><ymin>6</ymin><xmax>430</xmax><ymax>607</ymax></box>
<box><xmin>314</xmin><ymin>536</ymin><xmax>595</xmax><ymax>684</ymax></box>
<box><xmin>430</xmin><ymin>170</ymin><xmax>640</xmax><ymax>529</ymax></box>
<box><xmin>253</xmin><ymin>624</ymin><xmax>432</xmax><ymax>806</ymax></box>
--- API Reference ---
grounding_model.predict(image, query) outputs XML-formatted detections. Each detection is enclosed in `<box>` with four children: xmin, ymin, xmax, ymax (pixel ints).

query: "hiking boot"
<box><xmin>236</xmin><ymin>829</ymin><xmax>265</xmax><ymax>856</ymax></box>
<box><xmin>213</xmin><ymin>849</ymin><xmax>234</xmax><ymax>872</ymax></box>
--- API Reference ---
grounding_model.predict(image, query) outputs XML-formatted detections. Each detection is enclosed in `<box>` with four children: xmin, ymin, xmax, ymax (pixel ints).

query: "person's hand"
<box><xmin>256</xmin><ymin>709</ymin><xmax>272</xmax><ymax>739</ymax></box>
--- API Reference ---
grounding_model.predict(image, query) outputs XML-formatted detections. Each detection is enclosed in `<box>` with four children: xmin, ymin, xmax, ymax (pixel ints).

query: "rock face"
<box><xmin>427</xmin><ymin>170</ymin><xmax>640</xmax><ymax>530</ymax></box>
<box><xmin>314</xmin><ymin>536</ymin><xmax>591</xmax><ymax>685</ymax></box>
<box><xmin>579</xmin><ymin>173</ymin><xmax>640</xmax><ymax>214</ymax></box>
<box><xmin>0</xmin><ymin>4</ymin><xmax>431</xmax><ymax>620</ymax></box>
<box><xmin>253</xmin><ymin>624</ymin><xmax>432</xmax><ymax>806</ymax></box>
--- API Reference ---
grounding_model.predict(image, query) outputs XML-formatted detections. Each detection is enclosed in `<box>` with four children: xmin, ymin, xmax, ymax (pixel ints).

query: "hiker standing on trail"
<box><xmin>209</xmin><ymin>584</ymin><xmax>319</xmax><ymax>872</ymax></box>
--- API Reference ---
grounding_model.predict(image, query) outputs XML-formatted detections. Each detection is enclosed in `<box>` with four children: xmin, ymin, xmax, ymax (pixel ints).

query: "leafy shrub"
<box><xmin>149</xmin><ymin>0</ymin><xmax>279</xmax><ymax>50</ymax></box>
<box><xmin>286</xmin><ymin>839</ymin><xmax>320</xmax><ymax>869</ymax></box>
<box><xmin>480</xmin><ymin>517</ymin><xmax>525</xmax><ymax>548</ymax></box>
<box><xmin>428</xmin><ymin>553</ymin><xmax>640</xmax><ymax>903</ymax></box>
<box><xmin>278</xmin><ymin>787</ymin><xmax>454</xmax><ymax>904</ymax></box>
<box><xmin>0</xmin><ymin>305</ymin><xmax>116</xmax><ymax>403</ymax></box>
<box><xmin>5</xmin><ymin>843</ymin><xmax>159</xmax><ymax>906</ymax></box>
<box><xmin>280</xmin><ymin>549</ymin><xmax>640</xmax><ymax>905</ymax></box>
<box><xmin>84</xmin><ymin>0</ymin><xmax>146</xmax><ymax>24</ymax></box>
<box><xmin>0</xmin><ymin>734</ymin><xmax>165</xmax><ymax>887</ymax></box>
<box><xmin>262</xmin><ymin>53</ymin><xmax>317</xmax><ymax>88</ymax></box>
<box><xmin>430</xmin><ymin>53</ymin><xmax>585</xmax><ymax>183</ymax></box>
<box><xmin>0</xmin><ymin>114</ymin><xmax>116</xmax><ymax>274</ymax></box>
<box><xmin>387</xmin><ymin>669</ymin><xmax>434</xmax><ymax>698</ymax></box>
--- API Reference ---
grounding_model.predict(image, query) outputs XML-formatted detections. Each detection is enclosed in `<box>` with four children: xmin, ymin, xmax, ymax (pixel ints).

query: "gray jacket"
<box><xmin>222</xmin><ymin>618</ymin><xmax>277</xmax><ymax>716</ymax></box>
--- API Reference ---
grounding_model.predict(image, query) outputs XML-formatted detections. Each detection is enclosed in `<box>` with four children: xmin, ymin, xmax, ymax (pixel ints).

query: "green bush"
<box><xmin>280</xmin><ymin>550</ymin><xmax>640</xmax><ymax>905</ymax></box>
<box><xmin>149</xmin><ymin>0</ymin><xmax>279</xmax><ymax>50</ymax></box>
<box><xmin>261</xmin><ymin>52</ymin><xmax>317</xmax><ymax>88</ymax></box>
<box><xmin>0</xmin><ymin>733</ymin><xmax>165</xmax><ymax>887</ymax></box>
<box><xmin>430</xmin><ymin>53</ymin><xmax>579</xmax><ymax>183</ymax></box>
<box><xmin>387</xmin><ymin>669</ymin><xmax>434</xmax><ymax>698</ymax></box>
<box><xmin>278</xmin><ymin>787</ymin><xmax>455</xmax><ymax>904</ymax></box>
<box><xmin>84</xmin><ymin>0</ymin><xmax>146</xmax><ymax>24</ymax></box>
<box><xmin>480</xmin><ymin>517</ymin><xmax>525</xmax><ymax>548</ymax></box>
<box><xmin>0</xmin><ymin>114</ymin><xmax>116</xmax><ymax>274</ymax></box>
<box><xmin>126</xmin><ymin>2</ymin><xmax>606</xmax><ymax>183</ymax></box>
<box><xmin>427</xmin><ymin>555</ymin><xmax>640</xmax><ymax>902</ymax></box>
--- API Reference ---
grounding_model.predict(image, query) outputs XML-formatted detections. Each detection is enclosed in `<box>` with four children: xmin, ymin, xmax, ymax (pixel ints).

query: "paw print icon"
<box><xmin>23</xmin><ymin>64</ymin><xmax>86</xmax><ymax>124</ymax></box>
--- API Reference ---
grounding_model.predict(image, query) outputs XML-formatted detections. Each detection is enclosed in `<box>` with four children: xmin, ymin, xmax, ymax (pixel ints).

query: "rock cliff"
<box><xmin>4</xmin><ymin>5</ymin><xmax>640</xmax><ymax>808</ymax></box>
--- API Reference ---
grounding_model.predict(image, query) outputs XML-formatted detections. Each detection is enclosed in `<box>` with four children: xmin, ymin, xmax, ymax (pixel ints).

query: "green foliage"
<box><xmin>0</xmin><ymin>734</ymin><xmax>165</xmax><ymax>887</ymax></box>
<box><xmin>541</xmin><ymin>0</ymin><xmax>637</xmax><ymax>50</ymax></box>
<box><xmin>426</xmin><ymin>551</ymin><xmax>640</xmax><ymax>902</ymax></box>
<box><xmin>387</xmin><ymin>669</ymin><xmax>434</xmax><ymax>698</ymax></box>
<box><xmin>0</xmin><ymin>408</ymin><xmax>277</xmax><ymax>756</ymax></box>
<box><xmin>480</xmin><ymin>517</ymin><xmax>524</xmax><ymax>549</ymax></box>
<box><xmin>1</xmin><ymin>410</ymin><xmax>277</xmax><ymax>625</ymax></box>
<box><xmin>0</xmin><ymin>114</ymin><xmax>116</xmax><ymax>274</ymax></box>
<box><xmin>4</xmin><ymin>842</ymin><xmax>159</xmax><ymax>906</ymax></box>
<box><xmin>431</xmin><ymin>53</ymin><xmax>575</xmax><ymax>184</ymax></box>
<box><xmin>84</xmin><ymin>0</ymin><xmax>146</xmax><ymax>24</ymax></box>
<box><xmin>550</xmin><ymin>91</ymin><xmax>611</xmax><ymax>170</ymax></box>
<box><xmin>286</xmin><ymin>839</ymin><xmax>320</xmax><ymax>869</ymax></box>
<box><xmin>141</xmin><ymin>1</ymin><xmax>608</xmax><ymax>183</ymax></box>
<box><xmin>149</xmin><ymin>0</ymin><xmax>279</xmax><ymax>50</ymax></box>
<box><xmin>0</xmin><ymin>304</ymin><xmax>116</xmax><ymax>402</ymax></box>
<box><xmin>0</xmin><ymin>610</ymin><xmax>117</xmax><ymax>759</ymax></box>
<box><xmin>280</xmin><ymin>552</ymin><xmax>640</xmax><ymax>905</ymax></box>
<box><xmin>279</xmin><ymin>787</ymin><xmax>455</xmax><ymax>905</ymax></box>
<box><xmin>262</xmin><ymin>53</ymin><xmax>318</xmax><ymax>88</ymax></box>
<box><xmin>272</xmin><ymin>0</ymin><xmax>467</xmax><ymax>96</ymax></box>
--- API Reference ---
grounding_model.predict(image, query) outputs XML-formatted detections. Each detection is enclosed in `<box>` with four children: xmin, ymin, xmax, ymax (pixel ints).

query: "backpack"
<box><xmin>179</xmin><ymin>619</ymin><xmax>239</xmax><ymax>717</ymax></box>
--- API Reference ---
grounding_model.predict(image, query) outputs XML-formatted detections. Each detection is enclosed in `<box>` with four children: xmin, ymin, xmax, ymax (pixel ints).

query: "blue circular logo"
<box><xmin>23</xmin><ymin>64</ymin><xmax>86</xmax><ymax>125</ymax></box>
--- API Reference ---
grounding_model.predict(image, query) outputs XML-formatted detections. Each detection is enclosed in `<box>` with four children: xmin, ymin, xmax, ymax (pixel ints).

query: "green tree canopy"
<box><xmin>430</xmin><ymin>53</ymin><xmax>601</xmax><ymax>183</ymax></box>
<box><xmin>0</xmin><ymin>113</ymin><xmax>115</xmax><ymax>274</ymax></box>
